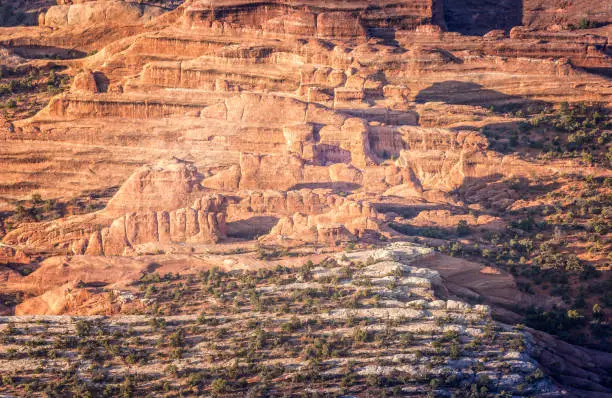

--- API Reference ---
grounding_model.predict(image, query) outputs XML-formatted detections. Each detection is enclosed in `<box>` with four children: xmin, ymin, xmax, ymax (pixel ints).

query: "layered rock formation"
<box><xmin>103</xmin><ymin>158</ymin><xmax>204</xmax><ymax>217</ymax></box>
<box><xmin>177</xmin><ymin>0</ymin><xmax>443</xmax><ymax>38</ymax></box>
<box><xmin>0</xmin><ymin>0</ymin><xmax>608</xmax><ymax>250</ymax></box>
<box><xmin>0</xmin><ymin>244</ymin><xmax>566</xmax><ymax>396</ymax></box>
<box><xmin>82</xmin><ymin>196</ymin><xmax>227</xmax><ymax>256</ymax></box>
<box><xmin>40</xmin><ymin>0</ymin><xmax>165</xmax><ymax>28</ymax></box>
<box><xmin>0</xmin><ymin>246</ymin><xmax>29</xmax><ymax>266</ymax></box>
<box><xmin>263</xmin><ymin>195</ymin><xmax>385</xmax><ymax>244</ymax></box>
<box><xmin>2</xmin><ymin>163</ymin><xmax>387</xmax><ymax>253</ymax></box>
<box><xmin>0</xmin><ymin>0</ymin><xmax>608</xmax><ymax>205</ymax></box>
<box><xmin>0</xmin><ymin>2</ymin><xmax>610</xmax><ymax>395</ymax></box>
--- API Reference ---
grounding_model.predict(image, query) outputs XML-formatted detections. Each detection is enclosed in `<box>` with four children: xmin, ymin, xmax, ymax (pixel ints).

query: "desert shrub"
<box><xmin>512</xmin><ymin>217</ymin><xmax>536</xmax><ymax>232</ymax></box>
<box><xmin>456</xmin><ymin>220</ymin><xmax>471</xmax><ymax>237</ymax></box>
<box><xmin>75</xmin><ymin>319</ymin><xmax>93</xmax><ymax>337</ymax></box>
<box><xmin>140</xmin><ymin>272</ymin><xmax>162</xmax><ymax>284</ymax></box>
<box><xmin>120</xmin><ymin>376</ymin><xmax>135</xmax><ymax>398</ymax></box>
<box><xmin>1</xmin><ymin>375</ymin><xmax>13</xmax><ymax>386</ymax></box>
<box><xmin>169</xmin><ymin>328</ymin><xmax>185</xmax><ymax>348</ymax></box>
<box><xmin>567</xmin><ymin>18</ymin><xmax>600</xmax><ymax>30</ymax></box>
<box><xmin>280</xmin><ymin>316</ymin><xmax>301</xmax><ymax>333</ymax></box>
<box><xmin>448</xmin><ymin>242</ymin><xmax>463</xmax><ymax>257</ymax></box>
<box><xmin>508</xmin><ymin>336</ymin><xmax>525</xmax><ymax>351</ymax></box>
<box><xmin>449</xmin><ymin>343</ymin><xmax>461</xmax><ymax>359</ymax></box>
<box><xmin>389</xmin><ymin>223</ymin><xmax>450</xmax><ymax>239</ymax></box>
<box><xmin>352</xmin><ymin>327</ymin><xmax>369</xmax><ymax>343</ymax></box>
<box><xmin>525</xmin><ymin>307</ymin><xmax>585</xmax><ymax>337</ymax></box>
<box><xmin>210</xmin><ymin>378</ymin><xmax>227</xmax><ymax>395</ymax></box>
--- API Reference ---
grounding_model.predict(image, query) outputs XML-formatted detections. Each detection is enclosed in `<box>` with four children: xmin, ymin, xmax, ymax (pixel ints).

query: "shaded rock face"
<box><xmin>527</xmin><ymin>328</ymin><xmax>612</xmax><ymax>396</ymax></box>
<box><xmin>522</xmin><ymin>0</ymin><xmax>612</xmax><ymax>29</ymax></box>
<box><xmin>444</xmin><ymin>0</ymin><xmax>523</xmax><ymax>35</ymax></box>
<box><xmin>443</xmin><ymin>0</ymin><xmax>611</xmax><ymax>35</ymax></box>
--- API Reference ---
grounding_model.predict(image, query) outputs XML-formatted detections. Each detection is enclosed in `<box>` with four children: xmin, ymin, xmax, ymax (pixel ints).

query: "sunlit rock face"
<box><xmin>0</xmin><ymin>1</ymin><xmax>610</xmax><ymax>395</ymax></box>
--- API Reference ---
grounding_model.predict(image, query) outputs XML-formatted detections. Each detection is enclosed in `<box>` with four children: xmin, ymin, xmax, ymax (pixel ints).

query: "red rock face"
<box><xmin>263</xmin><ymin>194</ymin><xmax>385</xmax><ymax>245</ymax></box>
<box><xmin>523</xmin><ymin>0</ymin><xmax>611</xmax><ymax>29</ymax></box>
<box><xmin>181</xmin><ymin>0</ymin><xmax>440</xmax><ymax>37</ymax></box>
<box><xmin>0</xmin><ymin>2</ymin><xmax>609</xmax><ymax>394</ymax></box>
<box><xmin>0</xmin><ymin>0</ymin><xmax>608</xmax><ymax>213</ymax></box>
<box><xmin>83</xmin><ymin>205</ymin><xmax>227</xmax><ymax>256</ymax></box>
<box><xmin>104</xmin><ymin>159</ymin><xmax>204</xmax><ymax>217</ymax></box>
<box><xmin>0</xmin><ymin>247</ymin><xmax>30</xmax><ymax>266</ymax></box>
<box><xmin>71</xmin><ymin>70</ymin><xmax>99</xmax><ymax>94</ymax></box>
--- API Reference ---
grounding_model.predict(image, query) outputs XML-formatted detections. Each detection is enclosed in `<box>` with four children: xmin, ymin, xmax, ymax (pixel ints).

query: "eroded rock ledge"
<box><xmin>0</xmin><ymin>244</ymin><xmax>563</xmax><ymax>396</ymax></box>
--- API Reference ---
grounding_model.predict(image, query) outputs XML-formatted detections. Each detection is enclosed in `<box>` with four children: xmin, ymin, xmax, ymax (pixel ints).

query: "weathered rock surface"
<box><xmin>84</xmin><ymin>203</ymin><xmax>227</xmax><ymax>256</ymax></box>
<box><xmin>0</xmin><ymin>246</ymin><xmax>30</xmax><ymax>266</ymax></box>
<box><xmin>0</xmin><ymin>244</ymin><xmax>564</xmax><ymax>396</ymax></box>
<box><xmin>104</xmin><ymin>158</ymin><xmax>204</xmax><ymax>217</ymax></box>
<box><xmin>71</xmin><ymin>70</ymin><xmax>99</xmax><ymax>94</ymax></box>
<box><xmin>0</xmin><ymin>1</ymin><xmax>609</xmax><ymax>396</ymax></box>
<box><xmin>41</xmin><ymin>0</ymin><xmax>165</xmax><ymax>28</ymax></box>
<box><xmin>262</xmin><ymin>194</ymin><xmax>386</xmax><ymax>244</ymax></box>
<box><xmin>1</xmin><ymin>0</ymin><xmax>609</xmax><ymax>206</ymax></box>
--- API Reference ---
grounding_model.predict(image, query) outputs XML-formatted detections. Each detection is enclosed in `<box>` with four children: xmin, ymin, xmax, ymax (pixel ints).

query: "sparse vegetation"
<box><xmin>0</xmin><ymin>3</ymin><xmax>609</xmax><ymax>396</ymax></box>
<box><xmin>0</xmin><ymin>254</ymin><xmax>553</xmax><ymax>396</ymax></box>
<box><xmin>0</xmin><ymin>66</ymin><xmax>71</xmax><ymax>121</ymax></box>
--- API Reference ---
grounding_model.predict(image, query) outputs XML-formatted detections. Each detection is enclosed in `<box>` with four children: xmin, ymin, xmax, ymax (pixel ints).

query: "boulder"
<box><xmin>72</xmin><ymin>70</ymin><xmax>99</xmax><ymax>94</ymax></box>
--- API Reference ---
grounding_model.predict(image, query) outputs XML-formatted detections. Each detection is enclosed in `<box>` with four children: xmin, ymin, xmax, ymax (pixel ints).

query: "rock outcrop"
<box><xmin>2</xmin><ymin>213</ymin><xmax>112</xmax><ymax>253</ymax></box>
<box><xmin>40</xmin><ymin>0</ymin><xmax>165</xmax><ymax>28</ymax></box>
<box><xmin>0</xmin><ymin>2</ymin><xmax>610</xmax><ymax>395</ymax></box>
<box><xmin>177</xmin><ymin>0</ymin><xmax>442</xmax><ymax>38</ymax></box>
<box><xmin>1</xmin><ymin>0</ymin><xmax>609</xmax><ymax>206</ymax></box>
<box><xmin>71</xmin><ymin>70</ymin><xmax>99</xmax><ymax>94</ymax></box>
<box><xmin>82</xmin><ymin>196</ymin><xmax>227</xmax><ymax>256</ymax></box>
<box><xmin>263</xmin><ymin>196</ymin><xmax>385</xmax><ymax>244</ymax></box>
<box><xmin>0</xmin><ymin>246</ymin><xmax>29</xmax><ymax>266</ymax></box>
<box><xmin>1</xmin><ymin>0</ymin><xmax>608</xmax><ymax>255</ymax></box>
<box><xmin>104</xmin><ymin>158</ymin><xmax>204</xmax><ymax>217</ymax></box>
<box><xmin>0</xmin><ymin>243</ymin><xmax>564</xmax><ymax>396</ymax></box>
